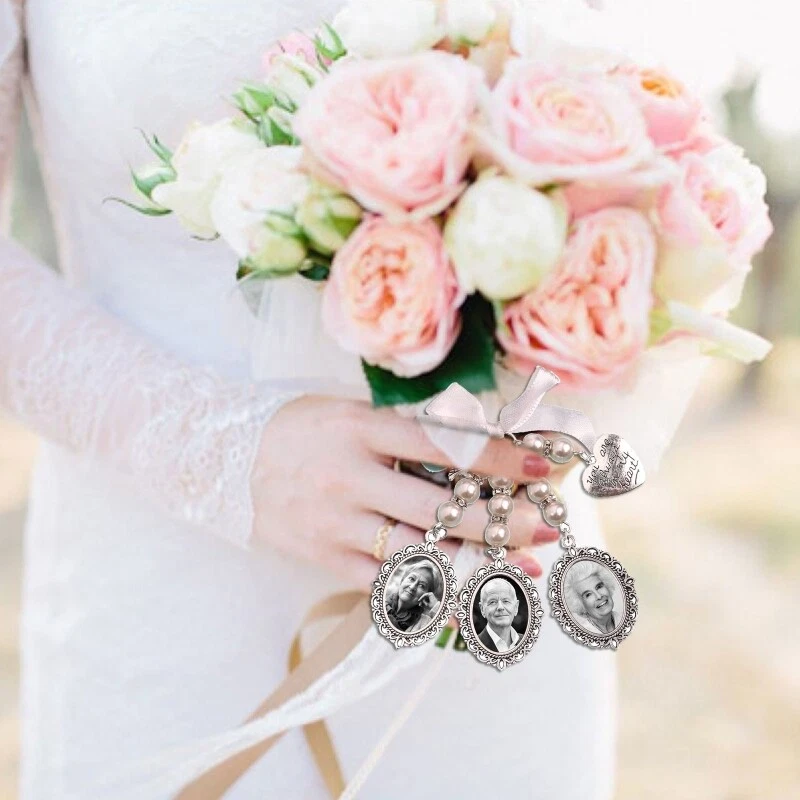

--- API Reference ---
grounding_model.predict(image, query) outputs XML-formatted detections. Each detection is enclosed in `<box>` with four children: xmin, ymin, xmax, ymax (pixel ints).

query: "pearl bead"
<box><xmin>436</xmin><ymin>500</ymin><xmax>463</xmax><ymax>528</ymax></box>
<box><xmin>487</xmin><ymin>494</ymin><xmax>514</xmax><ymax>518</ymax></box>
<box><xmin>526</xmin><ymin>479</ymin><xmax>552</xmax><ymax>502</ymax></box>
<box><xmin>488</xmin><ymin>475</ymin><xmax>514</xmax><ymax>491</ymax></box>
<box><xmin>453</xmin><ymin>478</ymin><xmax>480</xmax><ymax>505</ymax></box>
<box><xmin>484</xmin><ymin>522</ymin><xmax>511</xmax><ymax>547</ymax></box>
<box><xmin>543</xmin><ymin>501</ymin><xmax>567</xmax><ymax>526</ymax></box>
<box><xmin>550</xmin><ymin>438</ymin><xmax>574</xmax><ymax>464</ymax></box>
<box><xmin>522</xmin><ymin>433</ymin><xmax>547</xmax><ymax>455</ymax></box>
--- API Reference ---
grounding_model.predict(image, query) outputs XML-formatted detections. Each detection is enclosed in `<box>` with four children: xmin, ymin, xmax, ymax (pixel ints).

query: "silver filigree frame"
<box><xmin>456</xmin><ymin>560</ymin><xmax>544</xmax><ymax>671</ymax></box>
<box><xmin>371</xmin><ymin>542</ymin><xmax>458</xmax><ymax>649</ymax></box>
<box><xmin>548</xmin><ymin>546</ymin><xmax>638</xmax><ymax>650</ymax></box>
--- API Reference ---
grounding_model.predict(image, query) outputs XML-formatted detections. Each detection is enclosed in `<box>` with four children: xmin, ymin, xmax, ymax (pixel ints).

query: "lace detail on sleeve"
<box><xmin>0</xmin><ymin>240</ymin><xmax>298</xmax><ymax>546</ymax></box>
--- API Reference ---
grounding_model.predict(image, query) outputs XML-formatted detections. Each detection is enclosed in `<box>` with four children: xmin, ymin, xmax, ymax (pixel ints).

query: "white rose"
<box><xmin>444</xmin><ymin>175</ymin><xmax>567</xmax><ymax>300</ymax></box>
<box><xmin>443</xmin><ymin>0</ymin><xmax>497</xmax><ymax>45</ymax></box>
<box><xmin>333</xmin><ymin>0</ymin><xmax>443</xmax><ymax>58</ymax></box>
<box><xmin>151</xmin><ymin>119</ymin><xmax>260</xmax><ymax>238</ymax></box>
<box><xmin>210</xmin><ymin>146</ymin><xmax>310</xmax><ymax>273</ymax></box>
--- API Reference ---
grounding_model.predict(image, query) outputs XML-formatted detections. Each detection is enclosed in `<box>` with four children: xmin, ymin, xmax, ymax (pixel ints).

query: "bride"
<box><xmin>0</xmin><ymin>1</ymin><xmax>619</xmax><ymax>797</ymax></box>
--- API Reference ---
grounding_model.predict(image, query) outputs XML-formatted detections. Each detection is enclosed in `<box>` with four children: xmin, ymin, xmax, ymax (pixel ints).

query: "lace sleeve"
<box><xmin>0</xmin><ymin>240</ymin><xmax>299</xmax><ymax>546</ymax></box>
<box><xmin>0</xmin><ymin>4</ymin><xmax>298</xmax><ymax>547</ymax></box>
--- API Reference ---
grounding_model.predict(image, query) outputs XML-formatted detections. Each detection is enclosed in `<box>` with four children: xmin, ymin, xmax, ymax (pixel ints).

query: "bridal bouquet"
<box><xmin>124</xmin><ymin>0</ymin><xmax>772</xmax><ymax>407</ymax></box>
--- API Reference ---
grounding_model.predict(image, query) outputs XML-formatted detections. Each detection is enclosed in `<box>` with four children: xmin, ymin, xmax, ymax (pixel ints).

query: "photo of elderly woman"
<box><xmin>563</xmin><ymin>560</ymin><xmax>625</xmax><ymax>636</ymax></box>
<box><xmin>384</xmin><ymin>556</ymin><xmax>444</xmax><ymax>634</ymax></box>
<box><xmin>472</xmin><ymin>576</ymin><xmax>529</xmax><ymax>655</ymax></box>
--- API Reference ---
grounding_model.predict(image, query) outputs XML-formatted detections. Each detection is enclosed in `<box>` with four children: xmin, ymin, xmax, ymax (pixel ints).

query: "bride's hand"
<box><xmin>252</xmin><ymin>396</ymin><xmax>572</xmax><ymax>590</ymax></box>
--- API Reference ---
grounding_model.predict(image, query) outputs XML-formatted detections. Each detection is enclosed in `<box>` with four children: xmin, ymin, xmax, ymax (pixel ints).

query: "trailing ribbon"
<box><xmin>421</xmin><ymin>366</ymin><xmax>598</xmax><ymax>452</ymax></box>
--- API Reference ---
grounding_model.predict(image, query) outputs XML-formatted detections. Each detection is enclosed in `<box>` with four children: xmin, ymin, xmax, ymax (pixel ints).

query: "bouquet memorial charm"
<box><xmin>416</xmin><ymin>367</ymin><xmax>640</xmax><ymax>667</ymax></box>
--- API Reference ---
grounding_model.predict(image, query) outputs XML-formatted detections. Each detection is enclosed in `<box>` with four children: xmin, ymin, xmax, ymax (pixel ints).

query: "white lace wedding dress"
<box><xmin>0</xmin><ymin>1</ymin><xmax>705</xmax><ymax>797</ymax></box>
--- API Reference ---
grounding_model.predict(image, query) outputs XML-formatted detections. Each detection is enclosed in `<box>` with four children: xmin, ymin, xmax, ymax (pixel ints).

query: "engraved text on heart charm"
<box><xmin>581</xmin><ymin>434</ymin><xmax>645</xmax><ymax>497</ymax></box>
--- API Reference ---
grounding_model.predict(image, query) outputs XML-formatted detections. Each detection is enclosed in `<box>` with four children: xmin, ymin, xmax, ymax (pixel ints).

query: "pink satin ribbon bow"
<box><xmin>421</xmin><ymin>366</ymin><xmax>598</xmax><ymax>452</ymax></box>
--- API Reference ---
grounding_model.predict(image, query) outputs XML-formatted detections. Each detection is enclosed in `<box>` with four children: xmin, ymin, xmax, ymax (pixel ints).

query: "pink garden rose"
<box><xmin>654</xmin><ymin>143</ymin><xmax>772</xmax><ymax>311</ymax></box>
<box><xmin>322</xmin><ymin>216</ymin><xmax>464</xmax><ymax>377</ymax></box>
<box><xmin>499</xmin><ymin>207</ymin><xmax>656</xmax><ymax>388</ymax></box>
<box><xmin>477</xmin><ymin>60</ymin><xmax>655</xmax><ymax>186</ymax></box>
<box><xmin>562</xmin><ymin>168</ymin><xmax>664</xmax><ymax>219</ymax></box>
<box><xmin>611</xmin><ymin>64</ymin><xmax>704</xmax><ymax>151</ymax></box>
<box><xmin>294</xmin><ymin>51</ymin><xmax>481</xmax><ymax>218</ymax></box>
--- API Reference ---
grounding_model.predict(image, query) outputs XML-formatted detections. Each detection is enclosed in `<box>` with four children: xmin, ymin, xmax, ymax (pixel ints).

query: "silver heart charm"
<box><xmin>581</xmin><ymin>434</ymin><xmax>645</xmax><ymax>497</ymax></box>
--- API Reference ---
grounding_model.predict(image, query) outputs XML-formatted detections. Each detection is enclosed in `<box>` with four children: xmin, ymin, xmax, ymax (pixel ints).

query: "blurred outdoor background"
<box><xmin>1</xmin><ymin>1</ymin><xmax>800</xmax><ymax>798</ymax></box>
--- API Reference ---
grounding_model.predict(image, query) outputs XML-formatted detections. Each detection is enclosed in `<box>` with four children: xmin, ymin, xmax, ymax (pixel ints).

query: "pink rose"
<box><xmin>498</xmin><ymin>208</ymin><xmax>656</xmax><ymax>389</ymax></box>
<box><xmin>477</xmin><ymin>61</ymin><xmax>655</xmax><ymax>186</ymax></box>
<box><xmin>655</xmin><ymin>143</ymin><xmax>772</xmax><ymax>311</ymax></box>
<box><xmin>611</xmin><ymin>64</ymin><xmax>704</xmax><ymax>151</ymax></box>
<box><xmin>263</xmin><ymin>31</ymin><xmax>321</xmax><ymax>71</ymax></box>
<box><xmin>322</xmin><ymin>216</ymin><xmax>464</xmax><ymax>377</ymax></box>
<box><xmin>562</xmin><ymin>170</ymin><xmax>659</xmax><ymax>219</ymax></box>
<box><xmin>294</xmin><ymin>52</ymin><xmax>481</xmax><ymax>218</ymax></box>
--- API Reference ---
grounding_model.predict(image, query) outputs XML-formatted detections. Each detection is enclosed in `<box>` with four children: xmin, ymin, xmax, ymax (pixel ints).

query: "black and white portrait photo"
<box><xmin>471</xmin><ymin>575</ymin><xmax>529</xmax><ymax>655</ymax></box>
<box><xmin>383</xmin><ymin>556</ymin><xmax>444</xmax><ymax>634</ymax></box>
<box><xmin>563</xmin><ymin>559</ymin><xmax>625</xmax><ymax>636</ymax></box>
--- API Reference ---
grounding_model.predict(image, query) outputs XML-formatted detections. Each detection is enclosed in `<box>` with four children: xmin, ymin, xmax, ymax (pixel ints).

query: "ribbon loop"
<box><xmin>421</xmin><ymin>366</ymin><xmax>597</xmax><ymax>452</ymax></box>
<box><xmin>498</xmin><ymin>367</ymin><xmax>560</xmax><ymax>433</ymax></box>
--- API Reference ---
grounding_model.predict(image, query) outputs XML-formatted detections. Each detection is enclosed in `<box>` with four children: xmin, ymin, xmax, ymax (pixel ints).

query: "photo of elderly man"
<box><xmin>475</xmin><ymin>577</ymin><xmax>527</xmax><ymax>654</ymax></box>
<box><xmin>564</xmin><ymin>561</ymin><xmax>623</xmax><ymax>636</ymax></box>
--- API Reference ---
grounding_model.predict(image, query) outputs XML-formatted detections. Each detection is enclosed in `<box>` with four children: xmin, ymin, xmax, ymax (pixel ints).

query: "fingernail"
<box><xmin>523</xmin><ymin>455</ymin><xmax>550</xmax><ymax>477</ymax></box>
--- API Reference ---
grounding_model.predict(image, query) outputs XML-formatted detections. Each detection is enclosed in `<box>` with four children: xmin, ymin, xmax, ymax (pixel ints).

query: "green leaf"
<box><xmin>362</xmin><ymin>294</ymin><xmax>498</xmax><ymax>407</ymax></box>
<box><xmin>233</xmin><ymin>91</ymin><xmax>264</xmax><ymax>121</ymax></box>
<box><xmin>150</xmin><ymin>134</ymin><xmax>173</xmax><ymax>165</ymax></box>
<box><xmin>136</xmin><ymin>129</ymin><xmax>172</xmax><ymax>165</ymax></box>
<box><xmin>314</xmin><ymin>22</ymin><xmax>347</xmax><ymax>63</ymax></box>
<box><xmin>233</xmin><ymin>82</ymin><xmax>282</xmax><ymax>121</ymax></box>
<box><xmin>257</xmin><ymin>113</ymin><xmax>296</xmax><ymax>146</ymax></box>
<box><xmin>130</xmin><ymin>165</ymin><xmax>175</xmax><ymax>201</ymax></box>
<box><xmin>299</xmin><ymin>261</ymin><xmax>330</xmax><ymax>281</ymax></box>
<box><xmin>103</xmin><ymin>196</ymin><xmax>172</xmax><ymax>216</ymax></box>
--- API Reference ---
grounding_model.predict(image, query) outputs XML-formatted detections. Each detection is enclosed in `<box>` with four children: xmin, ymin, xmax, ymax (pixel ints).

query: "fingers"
<box><xmin>331</xmin><ymin>512</ymin><xmax>559</xmax><ymax>589</ymax></box>
<box><xmin>322</xmin><ymin>547</ymin><xmax>383</xmax><ymax>593</ymax></box>
<box><xmin>360</xmin><ymin>465</ymin><xmax>555</xmax><ymax>549</ymax></box>
<box><xmin>346</xmin><ymin>511</ymin><xmax>461</xmax><ymax>564</ymax></box>
<box><xmin>362</xmin><ymin>410</ymin><xmax>551</xmax><ymax>485</ymax></box>
<box><xmin>531</xmin><ymin>524</ymin><xmax>561</xmax><ymax>545</ymax></box>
